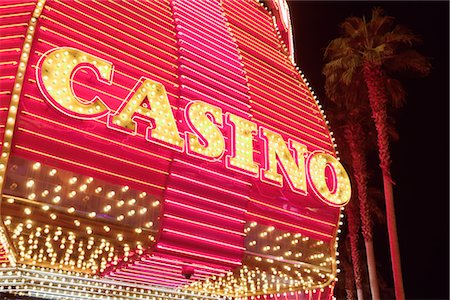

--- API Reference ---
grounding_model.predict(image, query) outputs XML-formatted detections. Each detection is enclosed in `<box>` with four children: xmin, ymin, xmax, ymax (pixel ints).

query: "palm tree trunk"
<box><xmin>365</xmin><ymin>239</ymin><xmax>380</xmax><ymax>300</ymax></box>
<box><xmin>363</xmin><ymin>62</ymin><xmax>405</xmax><ymax>300</ymax></box>
<box><xmin>344</xmin><ymin>266</ymin><xmax>356</xmax><ymax>300</ymax></box>
<box><xmin>345</xmin><ymin>198</ymin><xmax>364</xmax><ymax>300</ymax></box>
<box><xmin>344</xmin><ymin>123</ymin><xmax>380</xmax><ymax>300</ymax></box>
<box><xmin>343</xmin><ymin>249</ymin><xmax>361</xmax><ymax>300</ymax></box>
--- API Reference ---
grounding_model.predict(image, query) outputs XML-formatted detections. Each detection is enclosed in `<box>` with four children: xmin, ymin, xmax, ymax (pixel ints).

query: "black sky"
<box><xmin>286</xmin><ymin>1</ymin><xmax>449</xmax><ymax>299</ymax></box>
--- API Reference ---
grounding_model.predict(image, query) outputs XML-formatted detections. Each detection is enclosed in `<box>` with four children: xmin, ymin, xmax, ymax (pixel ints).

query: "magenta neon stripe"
<box><xmin>187</xmin><ymin>0</ymin><xmax>224</xmax><ymax>15</ymax></box>
<box><xmin>52</xmin><ymin>0</ymin><xmax>177</xmax><ymax>60</ymax></box>
<box><xmin>250</xmin><ymin>112</ymin><xmax>333</xmax><ymax>148</ymax></box>
<box><xmin>238</xmin><ymin>47</ymin><xmax>300</xmax><ymax>86</ymax></box>
<box><xmin>247</xmin><ymin>79</ymin><xmax>319</xmax><ymax>118</ymax></box>
<box><xmin>163</xmin><ymin>228</ymin><xmax>245</xmax><ymax>251</ymax></box>
<box><xmin>177</xmin><ymin>23</ymin><xmax>238</xmax><ymax>55</ymax></box>
<box><xmin>134</xmin><ymin>261</ymin><xmax>216</xmax><ymax>278</ymax></box>
<box><xmin>178</xmin><ymin>40</ymin><xmax>245</xmax><ymax>76</ymax></box>
<box><xmin>225</xmin><ymin>4</ymin><xmax>281</xmax><ymax>50</ymax></box>
<box><xmin>173</xmin><ymin>159</ymin><xmax>251</xmax><ymax>186</ymax></box>
<box><xmin>179</xmin><ymin>65</ymin><xmax>250</xmax><ymax>101</ymax></box>
<box><xmin>38</xmin><ymin>27</ymin><xmax>178</xmax><ymax>86</ymax></box>
<box><xmin>249</xmin><ymin>198</ymin><xmax>335</xmax><ymax>227</ymax></box>
<box><xmin>157</xmin><ymin>244</ymin><xmax>242</xmax><ymax>266</ymax></box>
<box><xmin>176</xmin><ymin>31</ymin><xmax>241</xmax><ymax>70</ymax></box>
<box><xmin>124</xmin><ymin>0</ymin><xmax>174</xmax><ymax>25</ymax></box>
<box><xmin>34</xmin><ymin>37</ymin><xmax>180</xmax><ymax>92</ymax></box>
<box><xmin>180</xmin><ymin>75</ymin><xmax>251</xmax><ymax>110</ymax></box>
<box><xmin>38</xmin><ymin>24</ymin><xmax>178</xmax><ymax>84</ymax></box>
<box><xmin>171</xmin><ymin>173</ymin><xmax>249</xmax><ymax>199</ymax></box>
<box><xmin>117</xmin><ymin>0</ymin><xmax>175</xmax><ymax>33</ymax></box>
<box><xmin>173</xmin><ymin>1</ymin><xmax>226</xmax><ymax>28</ymax></box>
<box><xmin>72</xmin><ymin>0</ymin><xmax>178</xmax><ymax>52</ymax></box>
<box><xmin>252</xmin><ymin>118</ymin><xmax>334</xmax><ymax>153</ymax></box>
<box><xmin>223</xmin><ymin>9</ymin><xmax>279</xmax><ymax>50</ymax></box>
<box><xmin>225</xmin><ymin>0</ymin><xmax>274</xmax><ymax>30</ymax></box>
<box><xmin>226</xmin><ymin>14</ymin><xmax>279</xmax><ymax>49</ymax></box>
<box><xmin>167</xmin><ymin>187</ymin><xmax>247</xmax><ymax>212</ymax></box>
<box><xmin>174</xmin><ymin>13</ymin><xmax>231</xmax><ymax>46</ymax></box>
<box><xmin>92</xmin><ymin>0</ymin><xmax>177</xmax><ymax>43</ymax></box>
<box><xmin>178</xmin><ymin>55</ymin><xmax>248</xmax><ymax>91</ymax></box>
<box><xmin>180</xmin><ymin>73</ymin><xmax>250</xmax><ymax>107</ymax></box>
<box><xmin>164</xmin><ymin>213</ymin><xmax>245</xmax><ymax>236</ymax></box>
<box><xmin>175</xmin><ymin>9</ymin><xmax>235</xmax><ymax>49</ymax></box>
<box><xmin>177</xmin><ymin>33</ymin><xmax>240</xmax><ymax>68</ymax></box>
<box><xmin>127</xmin><ymin>263</ymin><xmax>202</xmax><ymax>279</ymax></box>
<box><xmin>140</xmin><ymin>260</ymin><xmax>226</xmax><ymax>277</ymax></box>
<box><xmin>179</xmin><ymin>53</ymin><xmax>247</xmax><ymax>85</ymax></box>
<box><xmin>244</xmin><ymin>62</ymin><xmax>314</xmax><ymax>105</ymax></box>
<box><xmin>15</xmin><ymin>145</ymin><xmax>166</xmax><ymax>191</ymax></box>
<box><xmin>233</xmin><ymin>26</ymin><xmax>295</xmax><ymax>68</ymax></box>
<box><xmin>231</xmin><ymin>22</ymin><xmax>287</xmax><ymax>58</ymax></box>
<box><xmin>231</xmin><ymin>26</ymin><xmax>288</xmax><ymax>66</ymax></box>
<box><xmin>179</xmin><ymin>84</ymin><xmax>251</xmax><ymax>118</ymax></box>
<box><xmin>108</xmin><ymin>272</ymin><xmax>180</xmax><ymax>287</ymax></box>
<box><xmin>247</xmin><ymin>211</ymin><xmax>333</xmax><ymax>239</ymax></box>
<box><xmin>111</xmin><ymin>270</ymin><xmax>183</xmax><ymax>285</ymax></box>
<box><xmin>119</xmin><ymin>266</ymin><xmax>197</xmax><ymax>282</ymax></box>
<box><xmin>236</xmin><ymin>38</ymin><xmax>292</xmax><ymax>74</ymax></box>
<box><xmin>144</xmin><ymin>255</ymin><xmax>230</xmax><ymax>274</ymax></box>
<box><xmin>22</xmin><ymin>111</ymin><xmax>174</xmax><ymax>162</ymax></box>
<box><xmin>165</xmin><ymin>199</ymin><xmax>245</xmax><ymax>223</ymax></box>
<box><xmin>250</xmin><ymin>99</ymin><xmax>328</xmax><ymax>135</ymax></box>
<box><xmin>42</xmin><ymin>11</ymin><xmax>178</xmax><ymax>73</ymax></box>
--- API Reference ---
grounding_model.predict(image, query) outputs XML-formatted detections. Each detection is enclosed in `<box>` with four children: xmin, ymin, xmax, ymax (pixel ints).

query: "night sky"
<box><xmin>287</xmin><ymin>1</ymin><xmax>449</xmax><ymax>299</ymax></box>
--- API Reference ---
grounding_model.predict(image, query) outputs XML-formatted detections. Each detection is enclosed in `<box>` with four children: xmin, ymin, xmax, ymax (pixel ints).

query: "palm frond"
<box><xmin>323</xmin><ymin>6</ymin><xmax>431</xmax><ymax>112</ymax></box>
<box><xmin>340</xmin><ymin>16</ymin><xmax>365</xmax><ymax>38</ymax></box>
<box><xmin>368</xmin><ymin>8</ymin><xmax>394</xmax><ymax>39</ymax></box>
<box><xmin>382</xmin><ymin>25</ymin><xmax>421</xmax><ymax>46</ymax></box>
<box><xmin>384</xmin><ymin>78</ymin><xmax>406</xmax><ymax>108</ymax></box>
<box><xmin>384</xmin><ymin>50</ymin><xmax>432</xmax><ymax>76</ymax></box>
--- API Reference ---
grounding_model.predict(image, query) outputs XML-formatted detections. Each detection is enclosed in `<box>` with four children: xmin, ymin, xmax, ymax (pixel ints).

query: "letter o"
<box><xmin>306</xmin><ymin>151</ymin><xmax>351</xmax><ymax>207</ymax></box>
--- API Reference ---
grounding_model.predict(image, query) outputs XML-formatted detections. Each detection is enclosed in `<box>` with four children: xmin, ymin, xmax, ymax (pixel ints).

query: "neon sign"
<box><xmin>37</xmin><ymin>47</ymin><xmax>351</xmax><ymax>207</ymax></box>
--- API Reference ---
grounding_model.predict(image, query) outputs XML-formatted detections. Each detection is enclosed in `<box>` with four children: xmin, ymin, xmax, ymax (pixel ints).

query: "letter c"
<box><xmin>37</xmin><ymin>47</ymin><xmax>112</xmax><ymax>119</ymax></box>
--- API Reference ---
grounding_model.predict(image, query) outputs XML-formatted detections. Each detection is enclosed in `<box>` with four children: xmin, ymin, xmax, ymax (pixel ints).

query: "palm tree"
<box><xmin>323</xmin><ymin>7</ymin><xmax>431</xmax><ymax>299</ymax></box>
<box><xmin>329</xmin><ymin>101</ymin><xmax>380</xmax><ymax>299</ymax></box>
<box><xmin>345</xmin><ymin>185</ymin><xmax>365</xmax><ymax>300</ymax></box>
<box><xmin>343</xmin><ymin>112</ymin><xmax>380</xmax><ymax>300</ymax></box>
<box><xmin>342</xmin><ymin>234</ymin><xmax>360</xmax><ymax>300</ymax></box>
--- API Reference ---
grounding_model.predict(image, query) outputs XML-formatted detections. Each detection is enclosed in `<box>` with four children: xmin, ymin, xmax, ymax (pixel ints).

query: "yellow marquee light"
<box><xmin>260</xmin><ymin>128</ymin><xmax>307</xmax><ymax>194</ymax></box>
<box><xmin>307</xmin><ymin>152</ymin><xmax>351</xmax><ymax>206</ymax></box>
<box><xmin>185</xmin><ymin>100</ymin><xmax>225</xmax><ymax>160</ymax></box>
<box><xmin>226</xmin><ymin>114</ymin><xmax>259</xmax><ymax>175</ymax></box>
<box><xmin>37</xmin><ymin>47</ymin><xmax>112</xmax><ymax>119</ymax></box>
<box><xmin>110</xmin><ymin>78</ymin><xmax>185</xmax><ymax>150</ymax></box>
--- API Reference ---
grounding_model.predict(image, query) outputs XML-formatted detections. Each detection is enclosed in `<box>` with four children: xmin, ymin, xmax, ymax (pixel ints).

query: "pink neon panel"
<box><xmin>1</xmin><ymin>0</ymin><xmax>342</xmax><ymax>298</ymax></box>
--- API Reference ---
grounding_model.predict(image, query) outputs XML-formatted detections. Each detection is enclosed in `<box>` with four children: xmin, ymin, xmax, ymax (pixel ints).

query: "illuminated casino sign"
<box><xmin>37</xmin><ymin>47</ymin><xmax>350</xmax><ymax>207</ymax></box>
<box><xmin>0</xmin><ymin>0</ymin><xmax>351</xmax><ymax>299</ymax></box>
